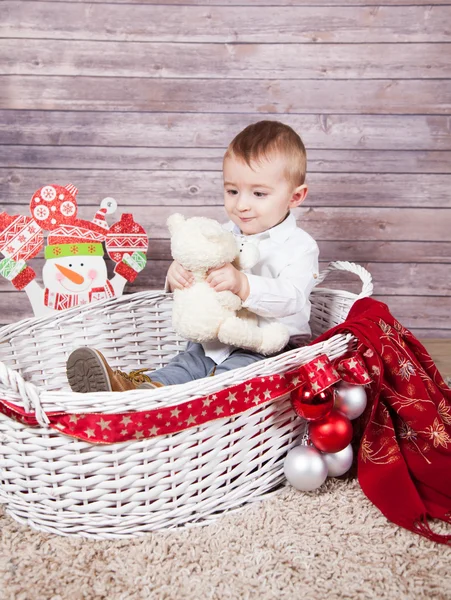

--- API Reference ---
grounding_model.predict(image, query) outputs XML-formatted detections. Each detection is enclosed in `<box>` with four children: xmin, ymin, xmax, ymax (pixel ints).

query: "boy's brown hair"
<box><xmin>224</xmin><ymin>120</ymin><xmax>307</xmax><ymax>186</ymax></box>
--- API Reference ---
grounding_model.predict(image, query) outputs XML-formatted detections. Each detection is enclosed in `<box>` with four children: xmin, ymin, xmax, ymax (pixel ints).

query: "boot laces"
<box><xmin>115</xmin><ymin>368</ymin><xmax>152</xmax><ymax>385</ymax></box>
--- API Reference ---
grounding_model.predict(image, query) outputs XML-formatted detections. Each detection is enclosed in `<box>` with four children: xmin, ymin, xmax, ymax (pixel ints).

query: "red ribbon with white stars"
<box><xmin>0</xmin><ymin>352</ymin><xmax>371</xmax><ymax>444</ymax></box>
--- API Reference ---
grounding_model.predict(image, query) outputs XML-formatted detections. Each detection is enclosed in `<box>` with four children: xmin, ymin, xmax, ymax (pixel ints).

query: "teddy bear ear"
<box><xmin>234</xmin><ymin>240</ymin><xmax>260</xmax><ymax>270</ymax></box>
<box><xmin>167</xmin><ymin>213</ymin><xmax>185</xmax><ymax>235</ymax></box>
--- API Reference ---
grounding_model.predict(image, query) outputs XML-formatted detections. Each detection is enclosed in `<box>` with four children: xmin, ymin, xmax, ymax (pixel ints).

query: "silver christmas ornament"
<box><xmin>335</xmin><ymin>385</ymin><xmax>367</xmax><ymax>420</ymax></box>
<box><xmin>284</xmin><ymin>444</ymin><xmax>328</xmax><ymax>491</ymax></box>
<box><xmin>322</xmin><ymin>443</ymin><xmax>354</xmax><ymax>477</ymax></box>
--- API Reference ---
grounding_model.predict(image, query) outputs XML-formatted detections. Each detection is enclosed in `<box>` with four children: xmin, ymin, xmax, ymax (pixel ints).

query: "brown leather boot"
<box><xmin>66</xmin><ymin>347</ymin><xmax>162</xmax><ymax>393</ymax></box>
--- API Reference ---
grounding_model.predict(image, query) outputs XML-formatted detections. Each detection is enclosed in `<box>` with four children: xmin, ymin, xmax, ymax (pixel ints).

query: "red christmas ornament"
<box><xmin>291</xmin><ymin>386</ymin><xmax>335</xmax><ymax>422</ymax></box>
<box><xmin>309</xmin><ymin>409</ymin><xmax>353</xmax><ymax>453</ymax></box>
<box><xmin>29</xmin><ymin>184</ymin><xmax>78</xmax><ymax>231</ymax></box>
<box><xmin>106</xmin><ymin>214</ymin><xmax>149</xmax><ymax>264</ymax></box>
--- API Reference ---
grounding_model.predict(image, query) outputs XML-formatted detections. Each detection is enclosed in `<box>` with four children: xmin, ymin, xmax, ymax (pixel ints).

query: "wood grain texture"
<box><xmin>4</xmin><ymin>40</ymin><xmax>451</xmax><ymax>79</ymax></box>
<box><xmin>38</xmin><ymin>0</ymin><xmax>451</xmax><ymax>6</ymax></box>
<box><xmin>3</xmin><ymin>77</ymin><xmax>451</xmax><ymax>114</ymax></box>
<box><xmin>421</xmin><ymin>340</ymin><xmax>451</xmax><ymax>377</ymax></box>
<box><xmin>2</xmin><ymin>203</ymin><xmax>450</xmax><ymax>243</ymax></box>
<box><xmin>2</xmin><ymin>112</ymin><xmax>450</xmax><ymax>151</ymax></box>
<box><xmin>316</xmin><ymin>241</ymin><xmax>451</xmax><ymax>264</ymax></box>
<box><xmin>2</xmin><ymin>3</ymin><xmax>449</xmax><ymax>43</ymax></box>
<box><xmin>2</xmin><ymin>170</ymin><xmax>451</xmax><ymax>208</ymax></box>
<box><xmin>1</xmin><ymin>1</ymin><xmax>449</xmax><ymax>333</ymax></box>
<box><xmin>3</xmin><ymin>146</ymin><xmax>451</xmax><ymax>175</ymax></box>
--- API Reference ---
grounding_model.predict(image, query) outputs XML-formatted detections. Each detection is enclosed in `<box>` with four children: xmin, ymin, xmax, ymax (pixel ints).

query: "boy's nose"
<box><xmin>236</xmin><ymin>196</ymin><xmax>250</xmax><ymax>211</ymax></box>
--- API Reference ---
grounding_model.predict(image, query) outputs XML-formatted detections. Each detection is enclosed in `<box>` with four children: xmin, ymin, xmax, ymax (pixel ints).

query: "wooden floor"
<box><xmin>421</xmin><ymin>339</ymin><xmax>451</xmax><ymax>378</ymax></box>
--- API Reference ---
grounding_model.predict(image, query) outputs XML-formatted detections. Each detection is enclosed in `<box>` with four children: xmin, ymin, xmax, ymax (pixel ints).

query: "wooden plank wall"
<box><xmin>1</xmin><ymin>0</ymin><xmax>450</xmax><ymax>336</ymax></box>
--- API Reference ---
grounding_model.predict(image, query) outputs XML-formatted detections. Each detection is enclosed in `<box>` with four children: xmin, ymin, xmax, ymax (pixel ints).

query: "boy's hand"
<box><xmin>167</xmin><ymin>260</ymin><xmax>194</xmax><ymax>291</ymax></box>
<box><xmin>206</xmin><ymin>263</ymin><xmax>250</xmax><ymax>301</ymax></box>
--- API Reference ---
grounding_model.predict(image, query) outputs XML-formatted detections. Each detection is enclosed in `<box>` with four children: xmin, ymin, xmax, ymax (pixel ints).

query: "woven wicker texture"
<box><xmin>0</xmin><ymin>261</ymin><xmax>372</xmax><ymax>538</ymax></box>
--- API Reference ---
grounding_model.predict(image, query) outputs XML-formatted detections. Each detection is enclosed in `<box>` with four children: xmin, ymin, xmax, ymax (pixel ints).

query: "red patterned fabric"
<box><xmin>312</xmin><ymin>297</ymin><xmax>451</xmax><ymax>545</ymax></box>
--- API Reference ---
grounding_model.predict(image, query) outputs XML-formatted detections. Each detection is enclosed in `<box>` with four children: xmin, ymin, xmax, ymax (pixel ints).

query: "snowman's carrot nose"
<box><xmin>55</xmin><ymin>264</ymin><xmax>84</xmax><ymax>285</ymax></box>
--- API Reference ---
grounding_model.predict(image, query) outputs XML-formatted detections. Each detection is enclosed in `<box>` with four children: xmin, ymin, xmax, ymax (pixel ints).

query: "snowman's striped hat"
<box><xmin>44</xmin><ymin>198</ymin><xmax>117</xmax><ymax>259</ymax></box>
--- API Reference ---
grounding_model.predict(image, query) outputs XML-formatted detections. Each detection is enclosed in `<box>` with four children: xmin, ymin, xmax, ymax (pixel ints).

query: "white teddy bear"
<box><xmin>167</xmin><ymin>213</ymin><xmax>290</xmax><ymax>355</ymax></box>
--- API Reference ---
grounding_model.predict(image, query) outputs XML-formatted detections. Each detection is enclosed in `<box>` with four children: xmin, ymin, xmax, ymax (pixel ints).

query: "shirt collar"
<box><xmin>223</xmin><ymin>212</ymin><xmax>297</xmax><ymax>244</ymax></box>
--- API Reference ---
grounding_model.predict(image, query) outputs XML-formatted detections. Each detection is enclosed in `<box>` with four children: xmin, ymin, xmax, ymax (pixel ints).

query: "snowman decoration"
<box><xmin>0</xmin><ymin>183</ymin><xmax>148</xmax><ymax>317</ymax></box>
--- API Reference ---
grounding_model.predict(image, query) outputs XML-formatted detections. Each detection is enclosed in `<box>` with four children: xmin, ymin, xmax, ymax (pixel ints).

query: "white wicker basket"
<box><xmin>0</xmin><ymin>261</ymin><xmax>372</xmax><ymax>539</ymax></box>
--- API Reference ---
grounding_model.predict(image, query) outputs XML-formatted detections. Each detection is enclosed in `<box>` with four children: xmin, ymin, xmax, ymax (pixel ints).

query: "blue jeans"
<box><xmin>149</xmin><ymin>342</ymin><xmax>266</xmax><ymax>386</ymax></box>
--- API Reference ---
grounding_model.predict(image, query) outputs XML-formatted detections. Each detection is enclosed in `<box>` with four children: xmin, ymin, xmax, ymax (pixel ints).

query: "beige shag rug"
<box><xmin>2</xmin><ymin>381</ymin><xmax>451</xmax><ymax>599</ymax></box>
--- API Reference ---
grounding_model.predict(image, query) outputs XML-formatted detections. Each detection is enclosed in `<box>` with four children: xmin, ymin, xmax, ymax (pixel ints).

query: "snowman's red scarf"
<box><xmin>44</xmin><ymin>280</ymin><xmax>115</xmax><ymax>310</ymax></box>
<box><xmin>312</xmin><ymin>297</ymin><xmax>451</xmax><ymax>545</ymax></box>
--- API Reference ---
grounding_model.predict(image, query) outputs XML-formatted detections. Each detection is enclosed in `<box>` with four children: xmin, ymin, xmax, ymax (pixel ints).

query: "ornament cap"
<box><xmin>100</xmin><ymin>197</ymin><xmax>117</xmax><ymax>215</ymax></box>
<box><xmin>120</xmin><ymin>214</ymin><xmax>134</xmax><ymax>224</ymax></box>
<box><xmin>301</xmin><ymin>424</ymin><xmax>310</xmax><ymax>445</ymax></box>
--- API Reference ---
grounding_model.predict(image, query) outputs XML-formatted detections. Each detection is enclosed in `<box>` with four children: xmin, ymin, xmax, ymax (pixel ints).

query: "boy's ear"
<box><xmin>289</xmin><ymin>184</ymin><xmax>308</xmax><ymax>208</ymax></box>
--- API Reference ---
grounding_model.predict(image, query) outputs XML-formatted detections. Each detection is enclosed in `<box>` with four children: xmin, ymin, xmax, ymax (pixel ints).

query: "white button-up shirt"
<box><xmin>202</xmin><ymin>212</ymin><xmax>320</xmax><ymax>364</ymax></box>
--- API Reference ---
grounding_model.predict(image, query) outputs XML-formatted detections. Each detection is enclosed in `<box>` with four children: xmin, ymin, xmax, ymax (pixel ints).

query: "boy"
<box><xmin>66</xmin><ymin>120</ymin><xmax>320</xmax><ymax>392</ymax></box>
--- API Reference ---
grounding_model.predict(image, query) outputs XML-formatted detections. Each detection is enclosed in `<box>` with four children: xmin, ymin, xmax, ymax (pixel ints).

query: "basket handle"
<box><xmin>314</xmin><ymin>261</ymin><xmax>373</xmax><ymax>299</ymax></box>
<box><xmin>0</xmin><ymin>360</ymin><xmax>49</xmax><ymax>426</ymax></box>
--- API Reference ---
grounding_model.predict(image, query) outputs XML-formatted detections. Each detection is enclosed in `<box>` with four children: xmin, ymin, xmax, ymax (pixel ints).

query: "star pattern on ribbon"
<box><xmin>0</xmin><ymin>352</ymin><xmax>371</xmax><ymax>445</ymax></box>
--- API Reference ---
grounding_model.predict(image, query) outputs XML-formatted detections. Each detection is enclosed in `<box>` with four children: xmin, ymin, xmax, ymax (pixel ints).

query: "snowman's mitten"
<box><xmin>114</xmin><ymin>251</ymin><xmax>147</xmax><ymax>283</ymax></box>
<box><xmin>0</xmin><ymin>257</ymin><xmax>36</xmax><ymax>290</ymax></box>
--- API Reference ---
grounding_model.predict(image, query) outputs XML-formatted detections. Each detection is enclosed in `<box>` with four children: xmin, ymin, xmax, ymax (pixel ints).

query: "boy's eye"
<box><xmin>226</xmin><ymin>189</ymin><xmax>238</xmax><ymax>195</ymax></box>
<box><xmin>254</xmin><ymin>192</ymin><xmax>267</xmax><ymax>198</ymax></box>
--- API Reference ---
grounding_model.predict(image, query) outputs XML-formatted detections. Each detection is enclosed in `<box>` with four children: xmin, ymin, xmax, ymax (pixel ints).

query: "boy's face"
<box><xmin>223</xmin><ymin>152</ymin><xmax>307</xmax><ymax>235</ymax></box>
